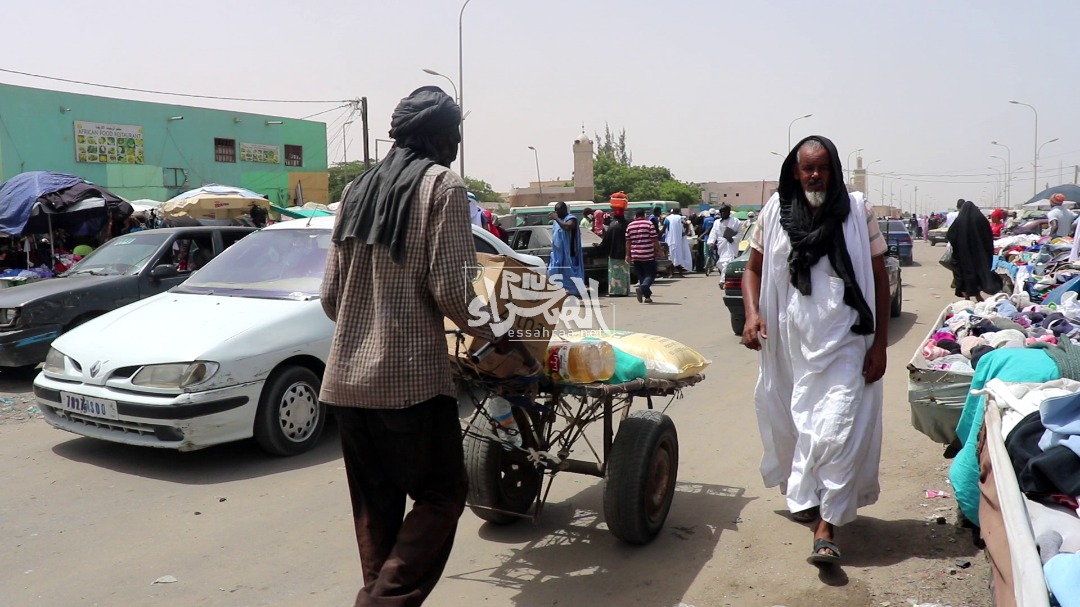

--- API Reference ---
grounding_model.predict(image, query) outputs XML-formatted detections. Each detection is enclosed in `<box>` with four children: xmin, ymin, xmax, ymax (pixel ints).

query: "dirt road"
<box><xmin>0</xmin><ymin>240</ymin><xmax>989</xmax><ymax>607</ymax></box>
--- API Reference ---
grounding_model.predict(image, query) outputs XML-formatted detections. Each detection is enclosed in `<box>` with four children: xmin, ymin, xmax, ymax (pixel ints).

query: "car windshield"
<box><xmin>879</xmin><ymin>220</ymin><xmax>909</xmax><ymax>234</ymax></box>
<box><xmin>63</xmin><ymin>232</ymin><xmax>170</xmax><ymax>276</ymax></box>
<box><xmin>175</xmin><ymin>228</ymin><xmax>330</xmax><ymax>299</ymax></box>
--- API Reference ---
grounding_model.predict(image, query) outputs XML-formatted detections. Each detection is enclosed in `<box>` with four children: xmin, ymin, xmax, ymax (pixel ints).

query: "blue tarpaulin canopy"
<box><xmin>0</xmin><ymin>171</ymin><xmax>129</xmax><ymax>237</ymax></box>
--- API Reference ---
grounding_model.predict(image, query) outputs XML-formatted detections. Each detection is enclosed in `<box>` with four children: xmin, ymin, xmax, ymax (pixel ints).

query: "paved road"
<box><xmin>0</xmin><ymin>239</ymin><xmax>990</xmax><ymax>607</ymax></box>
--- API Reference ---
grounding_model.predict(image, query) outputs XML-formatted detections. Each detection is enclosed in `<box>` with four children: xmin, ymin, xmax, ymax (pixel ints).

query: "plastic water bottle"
<box><xmin>484</xmin><ymin>396</ymin><xmax>523</xmax><ymax>448</ymax></box>
<box><xmin>545</xmin><ymin>340</ymin><xmax>616</xmax><ymax>384</ymax></box>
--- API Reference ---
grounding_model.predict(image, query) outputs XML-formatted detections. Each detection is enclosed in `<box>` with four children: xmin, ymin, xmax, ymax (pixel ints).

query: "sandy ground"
<box><xmin>0</xmin><ymin>239</ymin><xmax>993</xmax><ymax>607</ymax></box>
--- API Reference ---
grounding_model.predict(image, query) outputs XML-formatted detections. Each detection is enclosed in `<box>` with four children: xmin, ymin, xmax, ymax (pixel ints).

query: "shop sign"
<box><xmin>240</xmin><ymin>142</ymin><xmax>280</xmax><ymax>164</ymax></box>
<box><xmin>74</xmin><ymin>121</ymin><xmax>144</xmax><ymax>164</ymax></box>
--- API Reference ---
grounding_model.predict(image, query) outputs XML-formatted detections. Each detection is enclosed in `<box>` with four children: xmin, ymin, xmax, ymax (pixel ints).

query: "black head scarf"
<box><xmin>777</xmin><ymin>135</ymin><xmax>875</xmax><ymax>335</ymax></box>
<box><xmin>332</xmin><ymin>86</ymin><xmax>462</xmax><ymax>264</ymax></box>
<box><xmin>946</xmin><ymin>200</ymin><xmax>1002</xmax><ymax>298</ymax></box>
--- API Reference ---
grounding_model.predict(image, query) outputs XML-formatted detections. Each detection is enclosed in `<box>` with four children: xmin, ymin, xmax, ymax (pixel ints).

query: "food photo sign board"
<box><xmin>74</xmin><ymin>121</ymin><xmax>145</xmax><ymax>164</ymax></box>
<box><xmin>240</xmin><ymin>142</ymin><xmax>280</xmax><ymax>164</ymax></box>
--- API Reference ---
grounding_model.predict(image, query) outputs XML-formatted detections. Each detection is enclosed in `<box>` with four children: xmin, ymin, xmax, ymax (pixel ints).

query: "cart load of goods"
<box><xmin>447</xmin><ymin>252</ymin><xmax>710</xmax><ymax>383</ymax></box>
<box><xmin>909</xmin><ymin>291</ymin><xmax>1080</xmax><ymax>444</ymax></box>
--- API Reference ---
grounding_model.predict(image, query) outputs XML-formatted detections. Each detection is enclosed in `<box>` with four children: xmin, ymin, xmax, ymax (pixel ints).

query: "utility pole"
<box><xmin>361</xmin><ymin>97</ymin><xmax>370</xmax><ymax>171</ymax></box>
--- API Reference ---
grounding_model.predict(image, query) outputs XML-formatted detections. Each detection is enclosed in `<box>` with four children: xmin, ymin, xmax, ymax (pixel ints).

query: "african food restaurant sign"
<box><xmin>74</xmin><ymin>121</ymin><xmax>145</xmax><ymax>164</ymax></box>
<box><xmin>240</xmin><ymin>142</ymin><xmax>280</xmax><ymax>164</ymax></box>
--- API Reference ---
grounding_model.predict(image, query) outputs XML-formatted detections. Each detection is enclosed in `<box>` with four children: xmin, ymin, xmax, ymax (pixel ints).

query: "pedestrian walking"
<box><xmin>320</xmin><ymin>85</ymin><xmax>506</xmax><ymax>607</ymax></box>
<box><xmin>946</xmin><ymin>200</ymin><xmax>1002</xmax><ymax>301</ymax></box>
<box><xmin>663</xmin><ymin>208</ymin><xmax>693</xmax><ymax>275</ymax></box>
<box><xmin>706</xmin><ymin>204</ymin><xmax>742</xmax><ymax>278</ymax></box>
<box><xmin>625</xmin><ymin>208</ymin><xmax>663</xmax><ymax>303</ymax></box>
<box><xmin>742</xmin><ymin>135</ymin><xmax>890</xmax><ymax>567</ymax></box>
<box><xmin>599</xmin><ymin>192</ymin><xmax>631</xmax><ymax>296</ymax></box>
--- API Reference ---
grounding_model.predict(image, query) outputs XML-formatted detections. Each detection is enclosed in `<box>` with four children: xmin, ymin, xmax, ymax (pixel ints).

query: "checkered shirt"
<box><xmin>319</xmin><ymin>165</ymin><xmax>494</xmax><ymax>408</ymax></box>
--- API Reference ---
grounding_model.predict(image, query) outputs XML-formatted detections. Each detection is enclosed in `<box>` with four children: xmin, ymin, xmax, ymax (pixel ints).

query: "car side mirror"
<box><xmin>149</xmin><ymin>264</ymin><xmax>179</xmax><ymax>281</ymax></box>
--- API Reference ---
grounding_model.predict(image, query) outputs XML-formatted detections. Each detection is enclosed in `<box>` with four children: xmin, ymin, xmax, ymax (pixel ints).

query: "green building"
<box><xmin>0</xmin><ymin>83</ymin><xmax>329</xmax><ymax>204</ymax></box>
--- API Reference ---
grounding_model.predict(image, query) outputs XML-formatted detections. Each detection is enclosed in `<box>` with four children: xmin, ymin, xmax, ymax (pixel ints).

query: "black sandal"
<box><xmin>791</xmin><ymin>506</ymin><xmax>819</xmax><ymax>523</ymax></box>
<box><xmin>807</xmin><ymin>538</ymin><xmax>841</xmax><ymax>565</ymax></box>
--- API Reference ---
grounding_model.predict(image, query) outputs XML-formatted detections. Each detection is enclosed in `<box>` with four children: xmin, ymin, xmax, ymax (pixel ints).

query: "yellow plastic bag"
<box><xmin>565</xmin><ymin>331</ymin><xmax>709</xmax><ymax>380</ymax></box>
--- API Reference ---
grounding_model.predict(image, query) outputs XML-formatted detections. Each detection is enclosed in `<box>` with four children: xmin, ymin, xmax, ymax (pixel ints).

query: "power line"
<box><xmin>0</xmin><ymin>67</ymin><xmax>348</xmax><ymax>104</ymax></box>
<box><xmin>300</xmin><ymin>104</ymin><xmax>351</xmax><ymax>120</ymax></box>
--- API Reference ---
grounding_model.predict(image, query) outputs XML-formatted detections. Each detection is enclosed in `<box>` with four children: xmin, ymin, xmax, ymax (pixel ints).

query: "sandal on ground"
<box><xmin>791</xmin><ymin>507</ymin><xmax>819</xmax><ymax>523</ymax></box>
<box><xmin>807</xmin><ymin>538</ymin><xmax>841</xmax><ymax>565</ymax></box>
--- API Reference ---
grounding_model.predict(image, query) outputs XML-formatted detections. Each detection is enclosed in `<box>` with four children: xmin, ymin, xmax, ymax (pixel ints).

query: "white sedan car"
<box><xmin>35</xmin><ymin>217</ymin><xmax>542</xmax><ymax>456</ymax></box>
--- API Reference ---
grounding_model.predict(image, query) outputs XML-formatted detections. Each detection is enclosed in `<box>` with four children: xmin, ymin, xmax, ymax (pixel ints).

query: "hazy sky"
<box><xmin>6</xmin><ymin>0</ymin><xmax>1080</xmax><ymax>213</ymax></box>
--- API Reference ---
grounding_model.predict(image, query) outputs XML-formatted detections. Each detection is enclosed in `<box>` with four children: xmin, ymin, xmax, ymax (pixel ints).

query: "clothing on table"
<box><xmin>321</xmin><ymin>165</ymin><xmax>494</xmax><ymax>409</ymax></box>
<box><xmin>626</xmin><ymin>217</ymin><xmax>658</xmax><ymax>261</ymax></box>
<box><xmin>334</xmin><ymin>396</ymin><xmax>467</xmax><ymax>607</ymax></box>
<box><xmin>1045</xmin><ymin>552</ymin><xmax>1080</xmax><ymax>607</ymax></box>
<box><xmin>948</xmin><ymin>347</ymin><xmax>1060</xmax><ymax>526</ymax></box>
<box><xmin>549</xmin><ymin>213</ymin><xmax>585</xmax><ymax>298</ymax></box>
<box><xmin>633</xmin><ymin>260</ymin><xmax>657</xmax><ymax>299</ymax></box>
<box><xmin>946</xmin><ymin>200</ymin><xmax>1002</xmax><ymax>299</ymax></box>
<box><xmin>752</xmin><ymin>190</ymin><xmax>883</xmax><ymax>526</ymax></box>
<box><xmin>707</xmin><ymin>215</ymin><xmax>744</xmax><ymax>277</ymax></box>
<box><xmin>663</xmin><ymin>213</ymin><xmax>693</xmax><ymax>271</ymax></box>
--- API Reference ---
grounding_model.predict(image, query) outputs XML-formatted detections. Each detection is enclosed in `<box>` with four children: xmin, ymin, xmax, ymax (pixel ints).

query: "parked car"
<box><xmin>878</xmin><ymin>219</ymin><xmax>914</xmax><ymax>265</ymax></box>
<box><xmin>0</xmin><ymin>226</ymin><xmax>255</xmax><ymax>369</ymax></box>
<box><xmin>927</xmin><ymin>226</ymin><xmax>948</xmax><ymax>245</ymax></box>
<box><xmin>721</xmin><ymin>241</ymin><xmax>902</xmax><ymax>336</ymax></box>
<box><xmin>34</xmin><ymin>219</ymin><xmax>546</xmax><ymax>456</ymax></box>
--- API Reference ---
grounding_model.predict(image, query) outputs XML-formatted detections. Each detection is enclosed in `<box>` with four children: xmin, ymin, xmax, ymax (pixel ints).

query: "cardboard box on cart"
<box><xmin>446</xmin><ymin>253</ymin><xmax>566</xmax><ymax>378</ymax></box>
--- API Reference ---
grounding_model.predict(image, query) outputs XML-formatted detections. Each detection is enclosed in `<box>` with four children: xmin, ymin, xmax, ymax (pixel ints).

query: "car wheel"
<box><xmin>891</xmin><ymin>281</ymin><xmax>902</xmax><ymax>318</ymax></box>
<box><xmin>254</xmin><ymin>366</ymin><xmax>326</xmax><ymax>456</ymax></box>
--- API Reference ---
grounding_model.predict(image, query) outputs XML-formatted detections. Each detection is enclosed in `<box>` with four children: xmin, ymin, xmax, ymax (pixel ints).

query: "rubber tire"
<box><xmin>603</xmin><ymin>410</ymin><xmax>679</xmax><ymax>544</ymax></box>
<box><xmin>891</xmin><ymin>281</ymin><xmax>903</xmax><ymax>318</ymax></box>
<box><xmin>253</xmin><ymin>366</ymin><xmax>326</xmax><ymax>456</ymax></box>
<box><xmin>730</xmin><ymin>312</ymin><xmax>745</xmax><ymax>336</ymax></box>
<box><xmin>464</xmin><ymin>408</ymin><xmax>542</xmax><ymax>525</ymax></box>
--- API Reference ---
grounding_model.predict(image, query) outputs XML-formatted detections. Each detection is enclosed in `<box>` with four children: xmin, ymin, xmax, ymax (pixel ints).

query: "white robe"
<box><xmin>707</xmin><ymin>216</ymin><xmax>743</xmax><ymax>275</ymax></box>
<box><xmin>753</xmin><ymin>192</ymin><xmax>883</xmax><ymax>526</ymax></box>
<box><xmin>664</xmin><ymin>214</ymin><xmax>693</xmax><ymax>270</ymax></box>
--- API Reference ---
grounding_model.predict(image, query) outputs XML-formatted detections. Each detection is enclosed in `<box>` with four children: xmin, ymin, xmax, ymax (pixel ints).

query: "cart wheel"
<box><xmin>603</xmin><ymin>410</ymin><xmax>679</xmax><ymax>544</ymax></box>
<box><xmin>463</xmin><ymin>409</ymin><xmax>541</xmax><ymax>525</ymax></box>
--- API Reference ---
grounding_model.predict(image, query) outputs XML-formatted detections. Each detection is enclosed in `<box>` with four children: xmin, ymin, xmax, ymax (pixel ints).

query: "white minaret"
<box><xmin>573</xmin><ymin>132</ymin><xmax>595</xmax><ymax>201</ymax></box>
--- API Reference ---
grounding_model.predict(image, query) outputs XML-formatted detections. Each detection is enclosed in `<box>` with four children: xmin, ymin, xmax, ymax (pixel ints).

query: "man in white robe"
<box><xmin>663</xmin><ymin>209</ymin><xmax>693</xmax><ymax>274</ymax></box>
<box><xmin>706</xmin><ymin>204</ymin><xmax>743</xmax><ymax>278</ymax></box>
<box><xmin>742</xmin><ymin>136</ymin><xmax>890</xmax><ymax>567</ymax></box>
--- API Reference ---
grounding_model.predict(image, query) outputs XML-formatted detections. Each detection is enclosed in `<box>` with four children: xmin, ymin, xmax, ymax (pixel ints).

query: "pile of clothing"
<box><xmin>922</xmin><ymin>293</ymin><xmax>1080</xmax><ymax>375</ymax></box>
<box><xmin>995</xmin><ymin>233</ymin><xmax>1080</xmax><ymax>303</ymax></box>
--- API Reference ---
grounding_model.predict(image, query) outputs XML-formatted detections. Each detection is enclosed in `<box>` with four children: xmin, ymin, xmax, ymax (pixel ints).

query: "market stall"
<box><xmin>161</xmin><ymin>184</ymin><xmax>270</xmax><ymax>225</ymax></box>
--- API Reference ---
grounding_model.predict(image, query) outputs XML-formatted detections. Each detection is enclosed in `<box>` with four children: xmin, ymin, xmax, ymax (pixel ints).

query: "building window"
<box><xmin>215</xmin><ymin>138</ymin><xmax>236</xmax><ymax>163</ymax></box>
<box><xmin>163</xmin><ymin>167</ymin><xmax>188</xmax><ymax>188</ymax></box>
<box><xmin>285</xmin><ymin>145</ymin><xmax>303</xmax><ymax>167</ymax></box>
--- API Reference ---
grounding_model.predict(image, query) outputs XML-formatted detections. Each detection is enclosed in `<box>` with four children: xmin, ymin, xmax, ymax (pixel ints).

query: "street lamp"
<box><xmin>527</xmin><ymin>146</ymin><xmax>543</xmax><ymax>205</ymax></box>
<box><xmin>458</xmin><ymin>0</ymin><xmax>473</xmax><ymax>179</ymax></box>
<box><xmin>991</xmin><ymin>140</ymin><xmax>1011</xmax><ymax>206</ymax></box>
<box><xmin>770</xmin><ymin>151</ymin><xmax>784</xmax><ymax>158</ymax></box>
<box><xmin>787</xmin><ymin>113</ymin><xmax>812</xmax><ymax>151</ymax></box>
<box><xmin>1037</xmin><ymin>137</ymin><xmax>1060</xmax><ymax>192</ymax></box>
<box><xmin>987</xmin><ymin>166</ymin><xmax>1003</xmax><ymax>204</ymax></box>
<box><xmin>422</xmin><ymin>68</ymin><xmax>458</xmax><ymax>100</ymax></box>
<box><xmin>1009</xmin><ymin>100</ymin><xmax>1038</xmax><ymax>196</ymax></box>
<box><xmin>846</xmin><ymin>148</ymin><xmax>863</xmax><ymax>183</ymax></box>
<box><xmin>342</xmin><ymin>121</ymin><xmax>354</xmax><ymax>164</ymax></box>
<box><xmin>374</xmin><ymin>138</ymin><xmax>394</xmax><ymax>163</ymax></box>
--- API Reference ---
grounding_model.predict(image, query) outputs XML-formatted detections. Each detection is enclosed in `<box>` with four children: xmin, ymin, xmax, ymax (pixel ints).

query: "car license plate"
<box><xmin>59</xmin><ymin>392</ymin><xmax>118</xmax><ymax>420</ymax></box>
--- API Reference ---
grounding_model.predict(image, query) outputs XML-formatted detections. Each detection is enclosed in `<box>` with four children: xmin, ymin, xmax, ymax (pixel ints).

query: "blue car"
<box><xmin>878</xmin><ymin>219</ymin><xmax>914</xmax><ymax>266</ymax></box>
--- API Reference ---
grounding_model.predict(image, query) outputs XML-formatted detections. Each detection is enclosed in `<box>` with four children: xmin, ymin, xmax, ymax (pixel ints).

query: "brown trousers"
<box><xmin>334</xmin><ymin>396</ymin><xmax>467</xmax><ymax>607</ymax></box>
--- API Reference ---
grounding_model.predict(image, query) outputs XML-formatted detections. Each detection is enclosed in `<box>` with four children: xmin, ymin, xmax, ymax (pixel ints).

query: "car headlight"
<box><xmin>131</xmin><ymin>362</ymin><xmax>219</xmax><ymax>389</ymax></box>
<box><xmin>0</xmin><ymin>307</ymin><xmax>19</xmax><ymax>327</ymax></box>
<box><xmin>44</xmin><ymin>347</ymin><xmax>67</xmax><ymax>374</ymax></box>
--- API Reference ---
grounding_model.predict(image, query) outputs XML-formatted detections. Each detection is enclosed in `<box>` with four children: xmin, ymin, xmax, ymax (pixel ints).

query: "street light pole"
<box><xmin>421</xmin><ymin>68</ymin><xmax>458</xmax><ymax>100</ymax></box>
<box><xmin>458</xmin><ymin>0</ymin><xmax>473</xmax><ymax>179</ymax></box>
<box><xmin>991</xmin><ymin>141</ymin><xmax>1011</xmax><ymax>206</ymax></box>
<box><xmin>987</xmin><ymin>166</ymin><xmax>1003</xmax><ymax>204</ymax></box>
<box><xmin>1009</xmin><ymin>100</ymin><xmax>1038</xmax><ymax>197</ymax></box>
<box><xmin>527</xmin><ymin>146</ymin><xmax>543</xmax><ymax>205</ymax></box>
<box><xmin>342</xmin><ymin>121</ymin><xmax>354</xmax><ymax>164</ymax></box>
<box><xmin>1037</xmin><ymin>137</ymin><xmax>1060</xmax><ymax>192</ymax></box>
<box><xmin>374</xmin><ymin>138</ymin><xmax>394</xmax><ymax>163</ymax></box>
<box><xmin>787</xmin><ymin>114</ymin><xmax>812</xmax><ymax>151</ymax></box>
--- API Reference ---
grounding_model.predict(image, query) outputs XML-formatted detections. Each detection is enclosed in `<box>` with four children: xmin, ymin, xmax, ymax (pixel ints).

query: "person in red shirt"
<box><xmin>624</xmin><ymin>208</ymin><xmax>664</xmax><ymax>303</ymax></box>
<box><xmin>989</xmin><ymin>208</ymin><xmax>1007</xmax><ymax>238</ymax></box>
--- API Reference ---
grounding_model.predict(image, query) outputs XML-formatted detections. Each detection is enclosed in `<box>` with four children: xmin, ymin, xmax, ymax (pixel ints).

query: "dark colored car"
<box><xmin>878</xmin><ymin>219</ymin><xmax>913</xmax><ymax>265</ymax></box>
<box><xmin>0</xmin><ymin>226</ymin><xmax>254</xmax><ymax>368</ymax></box>
<box><xmin>721</xmin><ymin>243</ymin><xmax>902</xmax><ymax>336</ymax></box>
<box><xmin>505</xmin><ymin>225</ymin><xmax>609</xmax><ymax>290</ymax></box>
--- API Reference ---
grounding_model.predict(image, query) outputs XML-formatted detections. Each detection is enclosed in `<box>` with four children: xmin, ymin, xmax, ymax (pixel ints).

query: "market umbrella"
<box><xmin>1022</xmin><ymin>184</ymin><xmax>1080</xmax><ymax>207</ymax></box>
<box><xmin>270</xmin><ymin>204</ymin><xmax>332</xmax><ymax>220</ymax></box>
<box><xmin>1022</xmin><ymin>198</ymin><xmax>1076</xmax><ymax>210</ymax></box>
<box><xmin>161</xmin><ymin>185</ymin><xmax>270</xmax><ymax>220</ymax></box>
<box><xmin>0</xmin><ymin>171</ymin><xmax>129</xmax><ymax>237</ymax></box>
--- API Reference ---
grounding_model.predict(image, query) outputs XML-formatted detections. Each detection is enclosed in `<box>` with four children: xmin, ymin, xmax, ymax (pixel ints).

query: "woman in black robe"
<box><xmin>946</xmin><ymin>200</ymin><xmax>1002</xmax><ymax>300</ymax></box>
